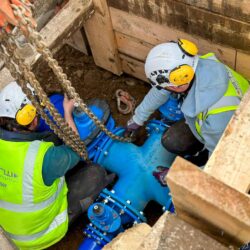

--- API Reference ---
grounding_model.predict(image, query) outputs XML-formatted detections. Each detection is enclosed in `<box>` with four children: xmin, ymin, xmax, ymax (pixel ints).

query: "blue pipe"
<box><xmin>79</xmin><ymin>121</ymin><xmax>176</xmax><ymax>249</ymax></box>
<box><xmin>159</xmin><ymin>93</ymin><xmax>184</xmax><ymax>124</ymax></box>
<box><xmin>39</xmin><ymin>94</ymin><xmax>179</xmax><ymax>249</ymax></box>
<box><xmin>93</xmin><ymin>122</ymin><xmax>175</xmax><ymax>211</ymax></box>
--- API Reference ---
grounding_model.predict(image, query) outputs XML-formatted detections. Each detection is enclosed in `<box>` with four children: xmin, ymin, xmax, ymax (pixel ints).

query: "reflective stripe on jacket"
<box><xmin>0</xmin><ymin>140</ymin><xmax>68</xmax><ymax>250</ymax></box>
<box><xmin>195</xmin><ymin>53</ymin><xmax>249</xmax><ymax>138</ymax></box>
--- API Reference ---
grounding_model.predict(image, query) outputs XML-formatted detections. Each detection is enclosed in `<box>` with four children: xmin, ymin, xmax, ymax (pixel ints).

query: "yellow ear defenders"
<box><xmin>169</xmin><ymin>64</ymin><xmax>195</xmax><ymax>86</ymax></box>
<box><xmin>168</xmin><ymin>39</ymin><xmax>198</xmax><ymax>86</ymax></box>
<box><xmin>15</xmin><ymin>104</ymin><xmax>37</xmax><ymax>126</ymax></box>
<box><xmin>177</xmin><ymin>39</ymin><xmax>198</xmax><ymax>56</ymax></box>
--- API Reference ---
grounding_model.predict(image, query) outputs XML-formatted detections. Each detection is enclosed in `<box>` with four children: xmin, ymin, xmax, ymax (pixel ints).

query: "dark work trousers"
<box><xmin>161</xmin><ymin>119</ymin><xmax>209</xmax><ymax>166</ymax></box>
<box><xmin>65</xmin><ymin>163</ymin><xmax>115</xmax><ymax>225</ymax></box>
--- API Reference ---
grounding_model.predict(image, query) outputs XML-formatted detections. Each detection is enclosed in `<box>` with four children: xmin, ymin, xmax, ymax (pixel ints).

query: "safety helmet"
<box><xmin>0</xmin><ymin>81</ymin><xmax>36</xmax><ymax>126</ymax></box>
<box><xmin>145</xmin><ymin>39</ymin><xmax>199</xmax><ymax>89</ymax></box>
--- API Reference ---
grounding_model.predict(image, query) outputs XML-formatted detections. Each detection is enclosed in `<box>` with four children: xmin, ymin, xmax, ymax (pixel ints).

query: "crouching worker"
<box><xmin>126</xmin><ymin>39</ymin><xmax>249</xmax><ymax>185</ymax></box>
<box><xmin>0</xmin><ymin>82</ymin><xmax>114</xmax><ymax>249</ymax></box>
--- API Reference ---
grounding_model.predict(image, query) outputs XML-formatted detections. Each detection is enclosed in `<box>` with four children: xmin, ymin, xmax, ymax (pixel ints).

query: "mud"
<box><xmin>34</xmin><ymin>45</ymin><xmax>162</xmax><ymax>249</ymax></box>
<box><xmin>35</xmin><ymin>45</ymin><xmax>149</xmax><ymax>127</ymax></box>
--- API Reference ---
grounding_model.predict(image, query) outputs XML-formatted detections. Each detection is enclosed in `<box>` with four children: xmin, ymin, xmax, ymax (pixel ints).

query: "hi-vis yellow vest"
<box><xmin>195</xmin><ymin>53</ymin><xmax>249</xmax><ymax>138</ymax></box>
<box><xmin>0</xmin><ymin>140</ymin><xmax>68</xmax><ymax>250</ymax></box>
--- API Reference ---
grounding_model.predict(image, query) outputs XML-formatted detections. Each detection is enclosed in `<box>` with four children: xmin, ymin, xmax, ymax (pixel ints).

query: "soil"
<box><xmin>35</xmin><ymin>45</ymin><xmax>149</xmax><ymax>127</ymax></box>
<box><xmin>34</xmin><ymin>45</ymin><xmax>162</xmax><ymax>249</ymax></box>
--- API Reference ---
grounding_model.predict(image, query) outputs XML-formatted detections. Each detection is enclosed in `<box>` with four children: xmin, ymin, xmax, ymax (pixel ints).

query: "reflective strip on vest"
<box><xmin>6</xmin><ymin>210</ymin><xmax>67</xmax><ymax>241</ymax></box>
<box><xmin>196</xmin><ymin>95</ymin><xmax>240</xmax><ymax>130</ymax></box>
<box><xmin>0</xmin><ymin>141</ymin><xmax>64</xmax><ymax>212</ymax></box>
<box><xmin>195</xmin><ymin>53</ymin><xmax>248</xmax><ymax>138</ymax></box>
<box><xmin>226</xmin><ymin>67</ymin><xmax>243</xmax><ymax>98</ymax></box>
<box><xmin>195</xmin><ymin>81</ymin><xmax>242</xmax><ymax>138</ymax></box>
<box><xmin>208</xmin><ymin>95</ymin><xmax>240</xmax><ymax>112</ymax></box>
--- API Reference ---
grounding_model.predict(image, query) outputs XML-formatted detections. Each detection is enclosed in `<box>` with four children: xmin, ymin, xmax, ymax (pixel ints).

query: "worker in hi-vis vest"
<box><xmin>0</xmin><ymin>82</ymin><xmax>114</xmax><ymax>249</ymax></box>
<box><xmin>125</xmin><ymin>39</ymin><xmax>249</xmax><ymax>186</ymax></box>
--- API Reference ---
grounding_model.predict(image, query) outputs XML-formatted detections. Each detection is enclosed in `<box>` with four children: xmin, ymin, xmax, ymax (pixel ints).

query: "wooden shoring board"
<box><xmin>236</xmin><ymin>51</ymin><xmax>250</xmax><ymax>80</ymax></box>
<box><xmin>139</xmin><ymin>212</ymin><xmax>228</xmax><ymax>250</ymax></box>
<box><xmin>0</xmin><ymin>227</ymin><xmax>17</xmax><ymax>250</ymax></box>
<box><xmin>167</xmin><ymin>157</ymin><xmax>250</xmax><ymax>245</ymax></box>
<box><xmin>0</xmin><ymin>0</ymin><xmax>94</xmax><ymax>85</ymax></box>
<box><xmin>204</xmin><ymin>88</ymin><xmax>250</xmax><ymax>193</ymax></box>
<box><xmin>108</xmin><ymin>1</ymin><xmax>250</xmax><ymax>53</ymax></box>
<box><xmin>110</xmin><ymin>7</ymin><xmax>250</xmax><ymax>79</ymax></box>
<box><xmin>115</xmin><ymin>32</ymin><xmax>151</xmax><ymax>62</ymax></box>
<box><xmin>39</xmin><ymin>0</ymin><xmax>93</xmax><ymax>54</ymax></box>
<box><xmin>84</xmin><ymin>0</ymin><xmax>122</xmax><ymax>75</ymax></box>
<box><xmin>119</xmin><ymin>54</ymin><xmax>147</xmax><ymax>82</ymax></box>
<box><xmin>110</xmin><ymin>7</ymin><xmax>237</xmax><ymax>69</ymax></box>
<box><xmin>170</xmin><ymin>0</ymin><xmax>250</xmax><ymax>23</ymax></box>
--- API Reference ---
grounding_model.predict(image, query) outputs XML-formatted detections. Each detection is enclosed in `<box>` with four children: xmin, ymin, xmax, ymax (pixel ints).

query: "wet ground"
<box><xmin>34</xmin><ymin>45</ymin><xmax>163</xmax><ymax>249</ymax></box>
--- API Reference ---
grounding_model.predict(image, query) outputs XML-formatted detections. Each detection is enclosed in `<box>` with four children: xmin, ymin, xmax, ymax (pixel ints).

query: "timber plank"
<box><xmin>115</xmin><ymin>32</ymin><xmax>151</xmax><ymax>62</ymax></box>
<box><xmin>236</xmin><ymin>51</ymin><xmax>250</xmax><ymax>79</ymax></box>
<box><xmin>0</xmin><ymin>228</ymin><xmax>17</xmax><ymax>250</ymax></box>
<box><xmin>139</xmin><ymin>212</ymin><xmax>228</xmax><ymax>250</ymax></box>
<box><xmin>204</xmin><ymin>88</ymin><xmax>250</xmax><ymax>193</ymax></box>
<box><xmin>40</xmin><ymin>0</ymin><xmax>93</xmax><ymax>52</ymax></box>
<box><xmin>84</xmin><ymin>0</ymin><xmax>122</xmax><ymax>75</ymax></box>
<box><xmin>66</xmin><ymin>29</ymin><xmax>89</xmax><ymax>55</ymax></box>
<box><xmin>1</xmin><ymin>0</ymin><xmax>94</xmax><ymax>82</ymax></box>
<box><xmin>172</xmin><ymin>0</ymin><xmax>250</xmax><ymax>23</ymax></box>
<box><xmin>110</xmin><ymin>8</ymin><xmax>237</xmax><ymax>70</ymax></box>
<box><xmin>119</xmin><ymin>54</ymin><xmax>147</xmax><ymax>82</ymax></box>
<box><xmin>108</xmin><ymin>1</ymin><xmax>250</xmax><ymax>52</ymax></box>
<box><xmin>167</xmin><ymin>157</ymin><xmax>250</xmax><ymax>245</ymax></box>
<box><xmin>108</xmin><ymin>0</ymin><xmax>250</xmax><ymax>23</ymax></box>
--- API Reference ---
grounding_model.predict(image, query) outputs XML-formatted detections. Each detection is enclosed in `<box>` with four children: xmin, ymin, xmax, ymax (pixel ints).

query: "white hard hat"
<box><xmin>145</xmin><ymin>40</ymin><xmax>199</xmax><ymax>88</ymax></box>
<box><xmin>0</xmin><ymin>81</ymin><xmax>31</xmax><ymax>119</ymax></box>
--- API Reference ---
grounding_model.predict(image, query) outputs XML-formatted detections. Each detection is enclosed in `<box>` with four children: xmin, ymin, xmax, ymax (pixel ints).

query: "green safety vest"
<box><xmin>0</xmin><ymin>140</ymin><xmax>68</xmax><ymax>250</ymax></box>
<box><xmin>195</xmin><ymin>53</ymin><xmax>249</xmax><ymax>138</ymax></box>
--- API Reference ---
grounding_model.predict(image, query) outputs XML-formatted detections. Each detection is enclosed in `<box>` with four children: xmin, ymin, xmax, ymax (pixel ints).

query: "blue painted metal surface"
<box><xmin>38</xmin><ymin>94</ymin><xmax>177</xmax><ymax>249</ymax></box>
<box><xmin>159</xmin><ymin>93</ymin><xmax>184</xmax><ymax>124</ymax></box>
<box><xmin>81</xmin><ymin>120</ymin><xmax>176</xmax><ymax>249</ymax></box>
<box><xmin>78</xmin><ymin>238</ymin><xmax>102</xmax><ymax>250</ymax></box>
<box><xmin>37</xmin><ymin>94</ymin><xmax>64</xmax><ymax>132</ymax></box>
<box><xmin>88</xmin><ymin>203</ymin><xmax>122</xmax><ymax>233</ymax></box>
<box><xmin>94</xmin><ymin>121</ymin><xmax>175</xmax><ymax>211</ymax></box>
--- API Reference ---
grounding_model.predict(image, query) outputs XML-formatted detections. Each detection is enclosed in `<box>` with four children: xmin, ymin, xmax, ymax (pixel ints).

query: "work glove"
<box><xmin>0</xmin><ymin>0</ymin><xmax>35</xmax><ymax>33</ymax></box>
<box><xmin>124</xmin><ymin>118</ymin><xmax>141</xmax><ymax>138</ymax></box>
<box><xmin>152</xmin><ymin>166</ymin><xmax>170</xmax><ymax>187</ymax></box>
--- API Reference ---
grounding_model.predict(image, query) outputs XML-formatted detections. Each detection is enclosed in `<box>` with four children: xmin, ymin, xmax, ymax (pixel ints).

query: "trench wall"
<box><xmin>85</xmin><ymin>0</ymin><xmax>250</xmax><ymax>80</ymax></box>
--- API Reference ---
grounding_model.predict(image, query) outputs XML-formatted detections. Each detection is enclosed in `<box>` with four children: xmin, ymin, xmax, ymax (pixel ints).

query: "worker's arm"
<box><xmin>63</xmin><ymin>94</ymin><xmax>79</xmax><ymax>135</ymax></box>
<box><xmin>42</xmin><ymin>95</ymin><xmax>82</xmax><ymax>186</ymax></box>
<box><xmin>132</xmin><ymin>87</ymin><xmax>170</xmax><ymax>126</ymax></box>
<box><xmin>42</xmin><ymin>145</ymin><xmax>80</xmax><ymax>186</ymax></box>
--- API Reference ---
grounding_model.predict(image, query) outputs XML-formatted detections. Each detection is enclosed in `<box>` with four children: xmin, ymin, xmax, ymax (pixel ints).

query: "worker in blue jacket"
<box><xmin>126</xmin><ymin>39</ymin><xmax>249</xmax><ymax>185</ymax></box>
<box><xmin>0</xmin><ymin>82</ymin><xmax>114</xmax><ymax>249</ymax></box>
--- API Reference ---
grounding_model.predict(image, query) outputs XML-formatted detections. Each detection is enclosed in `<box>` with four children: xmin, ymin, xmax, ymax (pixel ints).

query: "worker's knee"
<box><xmin>161</xmin><ymin>128</ymin><xmax>185</xmax><ymax>154</ymax></box>
<box><xmin>161</xmin><ymin>120</ymin><xmax>203</xmax><ymax>155</ymax></box>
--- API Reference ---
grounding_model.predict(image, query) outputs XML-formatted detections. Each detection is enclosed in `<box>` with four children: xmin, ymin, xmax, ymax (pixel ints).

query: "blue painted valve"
<box><xmin>159</xmin><ymin>93</ymin><xmax>184</xmax><ymax>124</ymax></box>
<box><xmin>38</xmin><ymin>94</ymin><xmax>177</xmax><ymax>250</ymax></box>
<box><xmin>88</xmin><ymin>203</ymin><xmax>122</xmax><ymax>233</ymax></box>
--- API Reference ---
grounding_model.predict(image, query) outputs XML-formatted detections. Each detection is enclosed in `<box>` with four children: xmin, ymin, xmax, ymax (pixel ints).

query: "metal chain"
<box><xmin>0</xmin><ymin>33</ymin><xmax>88</xmax><ymax>159</ymax></box>
<box><xmin>10</xmin><ymin>2</ymin><xmax>131</xmax><ymax>143</ymax></box>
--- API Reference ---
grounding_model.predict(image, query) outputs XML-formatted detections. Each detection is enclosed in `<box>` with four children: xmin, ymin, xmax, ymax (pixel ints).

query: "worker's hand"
<box><xmin>0</xmin><ymin>0</ymin><xmax>35</xmax><ymax>33</ymax></box>
<box><xmin>124</xmin><ymin>118</ymin><xmax>141</xmax><ymax>138</ymax></box>
<box><xmin>63</xmin><ymin>95</ymin><xmax>79</xmax><ymax>135</ymax></box>
<box><xmin>152</xmin><ymin>166</ymin><xmax>169</xmax><ymax>187</ymax></box>
<box><xmin>63</xmin><ymin>94</ymin><xmax>76</xmax><ymax>116</ymax></box>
